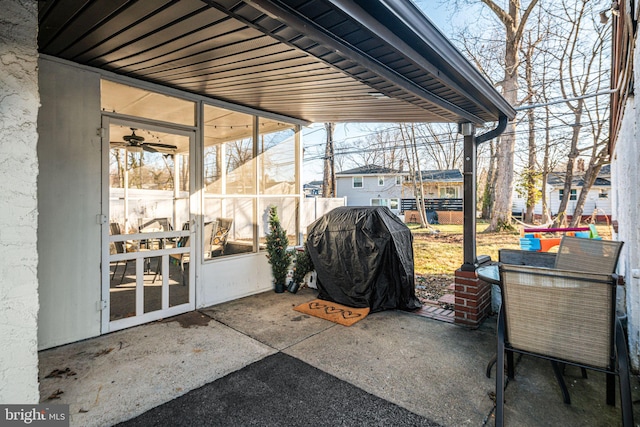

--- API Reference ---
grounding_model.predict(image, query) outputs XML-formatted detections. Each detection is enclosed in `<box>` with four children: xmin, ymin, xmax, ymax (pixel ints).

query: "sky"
<box><xmin>300</xmin><ymin>1</ymin><xmax>469</xmax><ymax>183</ymax></box>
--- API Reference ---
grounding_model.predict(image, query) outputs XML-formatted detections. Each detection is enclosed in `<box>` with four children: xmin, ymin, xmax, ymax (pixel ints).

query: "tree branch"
<box><xmin>480</xmin><ymin>0</ymin><xmax>513</xmax><ymax>27</ymax></box>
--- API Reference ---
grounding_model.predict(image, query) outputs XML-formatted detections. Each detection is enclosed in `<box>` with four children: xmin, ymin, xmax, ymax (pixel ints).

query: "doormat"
<box><xmin>294</xmin><ymin>299</ymin><xmax>370</xmax><ymax>326</ymax></box>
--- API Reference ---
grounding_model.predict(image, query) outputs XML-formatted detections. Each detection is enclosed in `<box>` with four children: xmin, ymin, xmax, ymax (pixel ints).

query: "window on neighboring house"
<box><xmin>370</xmin><ymin>198</ymin><xmax>400</xmax><ymax>210</ymax></box>
<box><xmin>559</xmin><ymin>189</ymin><xmax>577</xmax><ymax>201</ymax></box>
<box><xmin>378</xmin><ymin>176</ymin><xmax>384</xmax><ymax>186</ymax></box>
<box><xmin>395</xmin><ymin>176</ymin><xmax>402</xmax><ymax>185</ymax></box>
<box><xmin>439</xmin><ymin>187</ymin><xmax>458</xmax><ymax>198</ymax></box>
<box><xmin>353</xmin><ymin>176</ymin><xmax>363</xmax><ymax>188</ymax></box>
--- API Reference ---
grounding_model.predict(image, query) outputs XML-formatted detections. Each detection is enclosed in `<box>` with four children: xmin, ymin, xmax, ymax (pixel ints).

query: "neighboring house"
<box><xmin>336</xmin><ymin>165</ymin><xmax>406</xmax><ymax>214</ymax></box>
<box><xmin>336</xmin><ymin>166</ymin><xmax>463</xmax><ymax>221</ymax></box>
<box><xmin>512</xmin><ymin>165</ymin><xmax>612</xmax><ymax>222</ymax></box>
<box><xmin>401</xmin><ymin>169</ymin><xmax>464</xmax><ymax>224</ymax></box>
<box><xmin>610</xmin><ymin>1</ymin><xmax>640</xmax><ymax>370</ymax></box>
<box><xmin>409</xmin><ymin>169</ymin><xmax>464</xmax><ymax>200</ymax></box>
<box><xmin>303</xmin><ymin>180</ymin><xmax>323</xmax><ymax>197</ymax></box>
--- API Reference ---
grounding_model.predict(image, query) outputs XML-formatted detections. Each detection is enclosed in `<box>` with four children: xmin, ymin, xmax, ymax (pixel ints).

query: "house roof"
<box><xmin>547</xmin><ymin>167</ymin><xmax>611</xmax><ymax>188</ymax></box>
<box><xmin>38</xmin><ymin>0</ymin><xmax>515</xmax><ymax>125</ymax></box>
<box><xmin>335</xmin><ymin>166</ymin><xmax>462</xmax><ymax>182</ymax></box>
<box><xmin>336</xmin><ymin>165</ymin><xmax>403</xmax><ymax>175</ymax></box>
<box><xmin>419</xmin><ymin>169</ymin><xmax>462</xmax><ymax>182</ymax></box>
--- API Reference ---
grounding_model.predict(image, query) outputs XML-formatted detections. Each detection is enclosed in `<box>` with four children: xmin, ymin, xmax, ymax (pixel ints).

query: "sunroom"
<box><xmin>35</xmin><ymin>0</ymin><xmax>515</xmax><ymax>350</ymax></box>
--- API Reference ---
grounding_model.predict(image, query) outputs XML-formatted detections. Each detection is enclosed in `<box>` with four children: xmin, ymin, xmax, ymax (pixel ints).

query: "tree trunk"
<box><xmin>570</xmin><ymin>163</ymin><xmax>602</xmax><ymax>226</ymax></box>
<box><xmin>488</xmin><ymin>11</ymin><xmax>519</xmax><ymax>231</ymax></box>
<box><xmin>322</xmin><ymin>123</ymin><xmax>335</xmax><ymax>198</ymax></box>
<box><xmin>481</xmin><ymin>140</ymin><xmax>496</xmax><ymax>219</ymax></box>
<box><xmin>541</xmin><ymin>103</ymin><xmax>551</xmax><ymax>224</ymax></box>
<box><xmin>553</xmin><ymin>101</ymin><xmax>583</xmax><ymax>227</ymax></box>
<box><xmin>524</xmin><ymin>39</ymin><xmax>538</xmax><ymax>224</ymax></box>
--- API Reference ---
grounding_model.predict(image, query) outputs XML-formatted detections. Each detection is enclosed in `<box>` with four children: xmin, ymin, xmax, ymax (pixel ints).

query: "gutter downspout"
<box><xmin>461</xmin><ymin>115</ymin><xmax>508</xmax><ymax>271</ymax></box>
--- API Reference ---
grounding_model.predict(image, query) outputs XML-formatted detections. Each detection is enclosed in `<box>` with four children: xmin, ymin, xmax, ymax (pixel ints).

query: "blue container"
<box><xmin>519</xmin><ymin>237</ymin><xmax>541</xmax><ymax>251</ymax></box>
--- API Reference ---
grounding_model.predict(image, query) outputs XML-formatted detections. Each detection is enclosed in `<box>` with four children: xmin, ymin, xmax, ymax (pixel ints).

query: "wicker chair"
<box><xmin>495</xmin><ymin>264</ymin><xmax>633</xmax><ymax>427</ymax></box>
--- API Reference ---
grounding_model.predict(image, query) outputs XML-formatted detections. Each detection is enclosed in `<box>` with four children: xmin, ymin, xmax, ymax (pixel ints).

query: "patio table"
<box><xmin>477</xmin><ymin>263</ymin><xmax>500</xmax><ymax>285</ymax></box>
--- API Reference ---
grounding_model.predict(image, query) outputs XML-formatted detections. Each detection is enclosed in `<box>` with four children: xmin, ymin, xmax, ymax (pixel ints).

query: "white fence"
<box><xmin>301</xmin><ymin>197</ymin><xmax>346</xmax><ymax>231</ymax></box>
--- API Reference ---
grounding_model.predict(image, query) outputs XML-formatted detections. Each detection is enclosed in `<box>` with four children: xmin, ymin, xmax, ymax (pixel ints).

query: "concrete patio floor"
<box><xmin>39</xmin><ymin>287</ymin><xmax>640</xmax><ymax>426</ymax></box>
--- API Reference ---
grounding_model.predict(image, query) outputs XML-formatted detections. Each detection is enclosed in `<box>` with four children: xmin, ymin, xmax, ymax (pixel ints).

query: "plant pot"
<box><xmin>274</xmin><ymin>282</ymin><xmax>286</xmax><ymax>293</ymax></box>
<box><xmin>287</xmin><ymin>282</ymin><xmax>300</xmax><ymax>294</ymax></box>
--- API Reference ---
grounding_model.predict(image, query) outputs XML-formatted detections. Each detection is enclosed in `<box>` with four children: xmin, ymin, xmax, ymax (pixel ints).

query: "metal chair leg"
<box><xmin>551</xmin><ymin>361</ymin><xmax>571</xmax><ymax>404</ymax></box>
<box><xmin>111</xmin><ymin>261</ymin><xmax>120</xmax><ymax>281</ymax></box>
<box><xmin>486</xmin><ymin>354</ymin><xmax>497</xmax><ymax>378</ymax></box>
<box><xmin>496</xmin><ymin>307</ymin><xmax>506</xmax><ymax>427</ymax></box>
<box><xmin>119</xmin><ymin>260</ymin><xmax>130</xmax><ymax>284</ymax></box>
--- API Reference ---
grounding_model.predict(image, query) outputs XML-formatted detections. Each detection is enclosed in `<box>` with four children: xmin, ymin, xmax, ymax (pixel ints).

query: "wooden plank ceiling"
<box><xmin>38</xmin><ymin>0</ymin><xmax>514</xmax><ymax>125</ymax></box>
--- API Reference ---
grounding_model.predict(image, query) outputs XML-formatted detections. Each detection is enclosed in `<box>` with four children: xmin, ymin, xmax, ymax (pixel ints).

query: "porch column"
<box><xmin>454</xmin><ymin>117</ymin><xmax>508</xmax><ymax>328</ymax></box>
<box><xmin>454</xmin><ymin>123</ymin><xmax>490</xmax><ymax>328</ymax></box>
<box><xmin>460</xmin><ymin>123</ymin><xmax>476</xmax><ymax>271</ymax></box>
<box><xmin>0</xmin><ymin>1</ymin><xmax>40</xmax><ymax>402</ymax></box>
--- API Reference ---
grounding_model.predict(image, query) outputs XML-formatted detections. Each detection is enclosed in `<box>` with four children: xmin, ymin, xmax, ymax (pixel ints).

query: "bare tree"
<box><xmin>477</xmin><ymin>0</ymin><xmax>540</xmax><ymax>231</ymax></box>
<box><xmin>413</xmin><ymin>123</ymin><xmax>464</xmax><ymax>171</ymax></box>
<box><xmin>399</xmin><ymin>123</ymin><xmax>430</xmax><ymax>229</ymax></box>
<box><xmin>549</xmin><ymin>0</ymin><xmax>610</xmax><ymax>226</ymax></box>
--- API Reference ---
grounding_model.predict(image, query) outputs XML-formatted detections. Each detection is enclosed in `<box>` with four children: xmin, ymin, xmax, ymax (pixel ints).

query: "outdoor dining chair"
<box><xmin>491</xmin><ymin>237</ymin><xmax>625</xmax><ymax>387</ymax></box>
<box><xmin>551</xmin><ymin>236</ymin><xmax>625</xmax><ymax>402</ymax></box>
<box><xmin>163</xmin><ymin>221</ymin><xmax>216</xmax><ymax>285</ymax></box>
<box><xmin>495</xmin><ymin>264</ymin><xmax>634</xmax><ymax>427</ymax></box>
<box><xmin>555</xmin><ymin>236</ymin><xmax>623</xmax><ymax>273</ymax></box>
<box><xmin>210</xmin><ymin>217</ymin><xmax>233</xmax><ymax>257</ymax></box>
<box><xmin>109</xmin><ymin>222</ymin><xmax>132</xmax><ymax>284</ymax></box>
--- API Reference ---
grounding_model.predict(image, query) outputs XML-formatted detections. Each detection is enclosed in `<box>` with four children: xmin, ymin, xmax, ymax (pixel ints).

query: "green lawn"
<box><xmin>410</xmin><ymin>223</ymin><xmax>611</xmax><ymax>276</ymax></box>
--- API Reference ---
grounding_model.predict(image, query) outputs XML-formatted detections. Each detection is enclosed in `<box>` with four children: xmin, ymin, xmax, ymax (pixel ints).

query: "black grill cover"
<box><xmin>306</xmin><ymin>206</ymin><xmax>421</xmax><ymax>312</ymax></box>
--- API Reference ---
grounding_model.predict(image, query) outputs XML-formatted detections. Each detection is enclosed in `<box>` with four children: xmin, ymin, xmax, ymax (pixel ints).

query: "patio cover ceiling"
<box><xmin>38</xmin><ymin>0</ymin><xmax>515</xmax><ymax>126</ymax></box>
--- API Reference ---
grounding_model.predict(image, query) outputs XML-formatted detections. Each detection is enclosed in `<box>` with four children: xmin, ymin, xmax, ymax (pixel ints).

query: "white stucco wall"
<box><xmin>0</xmin><ymin>0</ymin><xmax>40</xmax><ymax>403</ymax></box>
<box><xmin>611</xmin><ymin>36</ymin><xmax>640</xmax><ymax>369</ymax></box>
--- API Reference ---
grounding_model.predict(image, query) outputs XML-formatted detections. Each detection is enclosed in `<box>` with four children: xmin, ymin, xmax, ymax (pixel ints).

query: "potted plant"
<box><xmin>288</xmin><ymin>245</ymin><xmax>314</xmax><ymax>293</ymax></box>
<box><xmin>265</xmin><ymin>206</ymin><xmax>291</xmax><ymax>293</ymax></box>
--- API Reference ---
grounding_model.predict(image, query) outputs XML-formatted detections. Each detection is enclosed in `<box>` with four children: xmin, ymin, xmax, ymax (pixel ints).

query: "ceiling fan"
<box><xmin>111</xmin><ymin>128</ymin><xmax>177</xmax><ymax>154</ymax></box>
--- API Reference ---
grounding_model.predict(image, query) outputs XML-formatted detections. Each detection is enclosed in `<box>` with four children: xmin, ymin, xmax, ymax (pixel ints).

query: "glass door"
<box><xmin>102</xmin><ymin>118</ymin><xmax>195</xmax><ymax>332</ymax></box>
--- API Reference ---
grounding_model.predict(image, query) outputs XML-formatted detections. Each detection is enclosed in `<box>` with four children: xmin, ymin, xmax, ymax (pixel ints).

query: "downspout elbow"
<box><xmin>476</xmin><ymin>115</ymin><xmax>508</xmax><ymax>144</ymax></box>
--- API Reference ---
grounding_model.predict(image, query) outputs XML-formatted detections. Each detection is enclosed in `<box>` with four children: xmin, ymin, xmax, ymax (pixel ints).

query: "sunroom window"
<box><xmin>203</xmin><ymin>105</ymin><xmax>299</xmax><ymax>259</ymax></box>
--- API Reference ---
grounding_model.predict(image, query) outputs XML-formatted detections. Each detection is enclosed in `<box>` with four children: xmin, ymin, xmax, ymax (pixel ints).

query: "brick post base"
<box><xmin>454</xmin><ymin>268</ymin><xmax>492</xmax><ymax>328</ymax></box>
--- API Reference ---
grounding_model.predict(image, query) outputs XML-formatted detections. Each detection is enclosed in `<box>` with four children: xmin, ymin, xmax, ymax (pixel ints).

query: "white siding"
<box><xmin>336</xmin><ymin>175</ymin><xmax>404</xmax><ymax>207</ymax></box>
<box><xmin>612</xmin><ymin>87</ymin><xmax>640</xmax><ymax>369</ymax></box>
<box><xmin>512</xmin><ymin>186</ymin><xmax>612</xmax><ymax>219</ymax></box>
<box><xmin>0</xmin><ymin>0</ymin><xmax>40</xmax><ymax>403</ymax></box>
<box><xmin>37</xmin><ymin>59</ymin><xmax>103</xmax><ymax>349</ymax></box>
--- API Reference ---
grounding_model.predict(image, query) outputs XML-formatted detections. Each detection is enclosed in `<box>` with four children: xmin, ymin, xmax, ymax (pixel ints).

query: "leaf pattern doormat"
<box><xmin>294</xmin><ymin>299</ymin><xmax>370</xmax><ymax>326</ymax></box>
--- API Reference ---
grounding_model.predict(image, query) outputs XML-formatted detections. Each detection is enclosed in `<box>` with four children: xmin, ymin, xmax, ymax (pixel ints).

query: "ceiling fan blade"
<box><xmin>142</xmin><ymin>144</ymin><xmax>158</xmax><ymax>153</ymax></box>
<box><xmin>123</xmin><ymin>135</ymin><xmax>144</xmax><ymax>143</ymax></box>
<box><xmin>145</xmin><ymin>142</ymin><xmax>178</xmax><ymax>150</ymax></box>
<box><xmin>110</xmin><ymin>141</ymin><xmax>128</xmax><ymax>147</ymax></box>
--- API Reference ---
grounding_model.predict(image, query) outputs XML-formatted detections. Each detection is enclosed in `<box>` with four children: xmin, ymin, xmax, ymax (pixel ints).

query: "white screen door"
<box><xmin>101</xmin><ymin>118</ymin><xmax>195</xmax><ymax>333</ymax></box>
